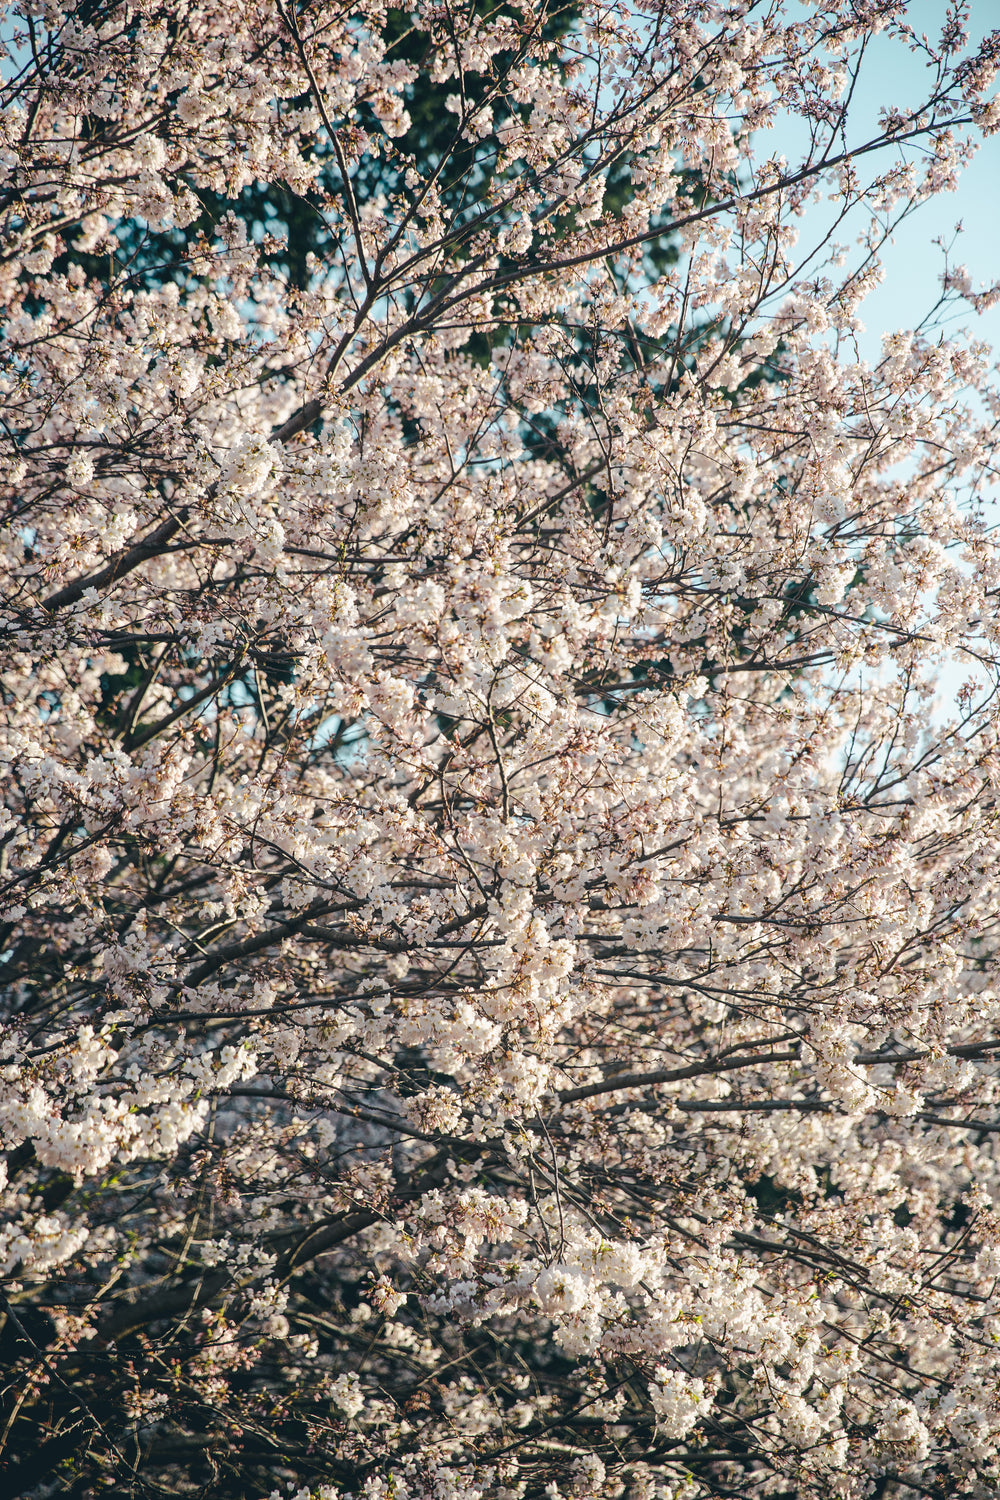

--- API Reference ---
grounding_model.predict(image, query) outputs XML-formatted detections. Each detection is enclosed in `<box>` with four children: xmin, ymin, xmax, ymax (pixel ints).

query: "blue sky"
<box><xmin>856</xmin><ymin>2</ymin><xmax>999</xmax><ymax>362</ymax></box>
<box><xmin>759</xmin><ymin>0</ymin><xmax>1000</xmax><ymax>365</ymax></box>
<box><xmin>751</xmin><ymin>3</ymin><xmax>1000</xmax><ymax>715</ymax></box>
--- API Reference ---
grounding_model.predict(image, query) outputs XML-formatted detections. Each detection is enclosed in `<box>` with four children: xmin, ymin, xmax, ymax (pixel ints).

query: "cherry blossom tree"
<box><xmin>3</xmin><ymin>2</ymin><xmax>1000</xmax><ymax>1497</ymax></box>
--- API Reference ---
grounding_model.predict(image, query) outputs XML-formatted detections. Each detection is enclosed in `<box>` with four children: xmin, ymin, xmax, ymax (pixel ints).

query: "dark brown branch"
<box><xmin>40</xmin><ymin>510</ymin><xmax>186</xmax><ymax>614</ymax></box>
<box><xmin>556</xmin><ymin>1038</ymin><xmax>1000</xmax><ymax>1105</ymax></box>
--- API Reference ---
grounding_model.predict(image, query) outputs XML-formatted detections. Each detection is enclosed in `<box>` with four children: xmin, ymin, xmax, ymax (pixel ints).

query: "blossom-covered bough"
<box><xmin>3</xmin><ymin>1</ymin><xmax>1000</xmax><ymax>1496</ymax></box>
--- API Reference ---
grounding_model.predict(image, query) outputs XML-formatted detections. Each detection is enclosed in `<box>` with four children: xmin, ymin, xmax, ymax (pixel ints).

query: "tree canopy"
<box><xmin>3</xmin><ymin>3</ymin><xmax>1000</xmax><ymax>1498</ymax></box>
